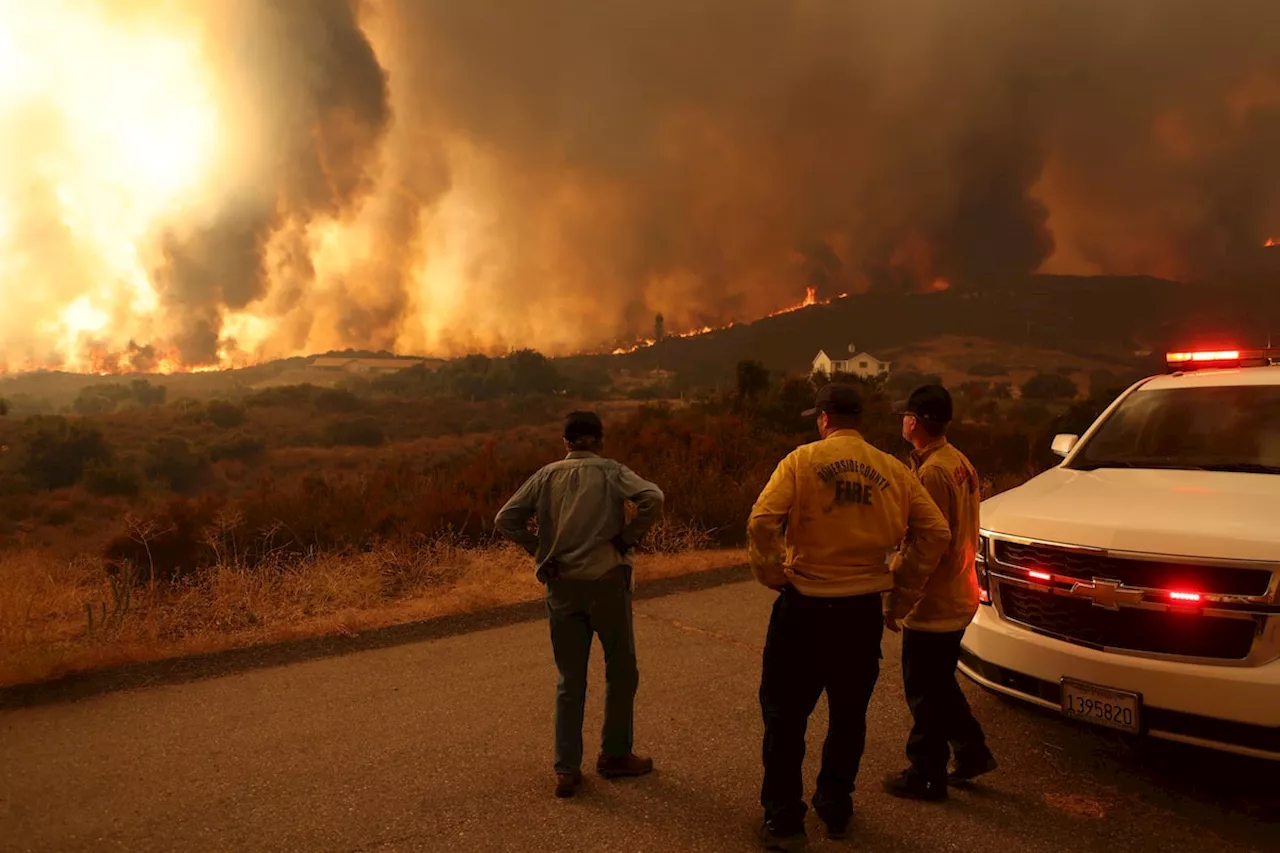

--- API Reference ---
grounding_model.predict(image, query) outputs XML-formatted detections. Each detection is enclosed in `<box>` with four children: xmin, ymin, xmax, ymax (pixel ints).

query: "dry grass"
<box><xmin>0</xmin><ymin>537</ymin><xmax>745</xmax><ymax>689</ymax></box>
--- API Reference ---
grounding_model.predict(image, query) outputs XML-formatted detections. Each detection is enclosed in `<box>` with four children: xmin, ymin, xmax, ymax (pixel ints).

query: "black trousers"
<box><xmin>902</xmin><ymin>627</ymin><xmax>988</xmax><ymax>782</ymax></box>
<box><xmin>759</xmin><ymin>587</ymin><xmax>884</xmax><ymax>831</ymax></box>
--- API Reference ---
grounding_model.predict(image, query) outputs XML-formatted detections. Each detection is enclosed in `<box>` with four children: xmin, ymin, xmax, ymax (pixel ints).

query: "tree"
<box><xmin>144</xmin><ymin>436</ymin><xmax>210</xmax><ymax>493</ymax></box>
<box><xmin>72</xmin><ymin>380</ymin><xmax>166</xmax><ymax>414</ymax></box>
<box><xmin>323</xmin><ymin>418</ymin><xmax>386</xmax><ymax>447</ymax></box>
<box><xmin>507</xmin><ymin>349</ymin><xmax>560</xmax><ymax>394</ymax></box>
<box><xmin>205</xmin><ymin>400</ymin><xmax>248</xmax><ymax>427</ymax></box>
<box><xmin>85</xmin><ymin>460</ymin><xmax>144</xmax><ymax>497</ymax></box>
<box><xmin>968</xmin><ymin>362</ymin><xmax>1008</xmax><ymax>377</ymax></box>
<box><xmin>759</xmin><ymin>376</ymin><xmax>819</xmax><ymax>433</ymax></box>
<box><xmin>0</xmin><ymin>397</ymin><xmax>8</xmax><ymax>417</ymax></box>
<box><xmin>20</xmin><ymin>415</ymin><xmax>113</xmax><ymax>490</ymax></box>
<box><xmin>1021</xmin><ymin>372</ymin><xmax>1079</xmax><ymax>402</ymax></box>
<box><xmin>735</xmin><ymin>360</ymin><xmax>771</xmax><ymax>403</ymax></box>
<box><xmin>73</xmin><ymin>385</ymin><xmax>128</xmax><ymax>414</ymax></box>
<box><xmin>129</xmin><ymin>379</ymin><xmax>167</xmax><ymax>408</ymax></box>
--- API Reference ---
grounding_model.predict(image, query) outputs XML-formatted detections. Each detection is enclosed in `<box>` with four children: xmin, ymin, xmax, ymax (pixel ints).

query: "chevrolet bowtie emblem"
<box><xmin>1069</xmin><ymin>578</ymin><xmax>1144</xmax><ymax>610</ymax></box>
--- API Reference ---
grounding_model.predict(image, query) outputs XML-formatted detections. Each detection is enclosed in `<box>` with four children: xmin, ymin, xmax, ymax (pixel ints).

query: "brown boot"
<box><xmin>596</xmin><ymin>753</ymin><xmax>654</xmax><ymax>779</ymax></box>
<box><xmin>554</xmin><ymin>771</ymin><xmax>582</xmax><ymax>798</ymax></box>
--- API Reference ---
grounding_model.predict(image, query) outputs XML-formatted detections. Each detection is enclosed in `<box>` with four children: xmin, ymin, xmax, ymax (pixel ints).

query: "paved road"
<box><xmin>2</xmin><ymin>579</ymin><xmax>1276</xmax><ymax>852</ymax></box>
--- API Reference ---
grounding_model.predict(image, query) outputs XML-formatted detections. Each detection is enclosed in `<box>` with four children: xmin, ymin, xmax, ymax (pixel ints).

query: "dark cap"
<box><xmin>801</xmin><ymin>383</ymin><xmax>863</xmax><ymax>418</ymax></box>
<box><xmin>896</xmin><ymin>384</ymin><xmax>953</xmax><ymax>423</ymax></box>
<box><xmin>563</xmin><ymin>410</ymin><xmax>604</xmax><ymax>442</ymax></box>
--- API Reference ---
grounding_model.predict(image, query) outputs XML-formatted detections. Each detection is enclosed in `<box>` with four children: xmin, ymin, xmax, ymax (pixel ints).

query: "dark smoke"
<box><xmin>378</xmin><ymin>0</ymin><xmax>1280</xmax><ymax>341</ymax></box>
<box><xmin>151</xmin><ymin>0</ymin><xmax>1280</xmax><ymax>356</ymax></box>
<box><xmin>154</xmin><ymin>0</ymin><xmax>391</xmax><ymax>363</ymax></box>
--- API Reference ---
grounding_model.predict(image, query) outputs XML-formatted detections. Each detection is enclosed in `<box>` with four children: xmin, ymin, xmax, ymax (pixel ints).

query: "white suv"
<box><xmin>959</xmin><ymin>348</ymin><xmax>1280</xmax><ymax>760</ymax></box>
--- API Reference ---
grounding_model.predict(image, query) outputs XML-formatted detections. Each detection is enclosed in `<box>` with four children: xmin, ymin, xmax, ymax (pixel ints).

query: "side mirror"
<box><xmin>1051</xmin><ymin>434</ymin><xmax>1079</xmax><ymax>458</ymax></box>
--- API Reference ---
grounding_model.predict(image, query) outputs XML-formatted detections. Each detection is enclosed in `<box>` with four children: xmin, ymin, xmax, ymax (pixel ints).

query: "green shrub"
<box><xmin>205</xmin><ymin>400</ymin><xmax>247</xmax><ymax>428</ymax></box>
<box><xmin>314</xmin><ymin>388</ymin><xmax>363</xmax><ymax>413</ymax></box>
<box><xmin>209</xmin><ymin>433</ymin><xmax>268</xmax><ymax>463</ymax></box>
<box><xmin>85</xmin><ymin>460</ymin><xmax>145</xmax><ymax>497</ymax></box>
<box><xmin>145</xmin><ymin>436</ymin><xmax>211</xmax><ymax>493</ymax></box>
<box><xmin>323</xmin><ymin>418</ymin><xmax>385</xmax><ymax>447</ymax></box>
<box><xmin>247</xmin><ymin>384</ymin><xmax>319</xmax><ymax>408</ymax></box>
<box><xmin>1021</xmin><ymin>372</ymin><xmax>1079</xmax><ymax>402</ymax></box>
<box><xmin>19</xmin><ymin>416</ymin><xmax>113</xmax><ymax>490</ymax></box>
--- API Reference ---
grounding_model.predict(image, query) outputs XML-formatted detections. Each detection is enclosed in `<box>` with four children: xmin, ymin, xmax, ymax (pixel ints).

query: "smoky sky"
<box><xmin>145</xmin><ymin>0</ymin><xmax>1280</xmax><ymax>358</ymax></box>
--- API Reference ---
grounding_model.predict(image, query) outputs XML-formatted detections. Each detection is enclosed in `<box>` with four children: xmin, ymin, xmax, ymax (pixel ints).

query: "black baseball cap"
<box><xmin>895</xmin><ymin>384</ymin><xmax>953</xmax><ymax>423</ymax></box>
<box><xmin>801</xmin><ymin>383</ymin><xmax>863</xmax><ymax>418</ymax></box>
<box><xmin>564</xmin><ymin>411</ymin><xmax>604</xmax><ymax>442</ymax></box>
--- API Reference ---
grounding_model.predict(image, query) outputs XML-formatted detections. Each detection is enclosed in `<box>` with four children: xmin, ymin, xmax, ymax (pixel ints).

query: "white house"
<box><xmin>812</xmin><ymin>344</ymin><xmax>891</xmax><ymax>380</ymax></box>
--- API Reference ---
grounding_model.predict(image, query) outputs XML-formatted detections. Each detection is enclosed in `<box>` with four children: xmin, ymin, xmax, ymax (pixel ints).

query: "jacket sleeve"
<box><xmin>494</xmin><ymin>470</ymin><xmax>543</xmax><ymax>556</ymax></box>
<box><xmin>885</xmin><ymin>468</ymin><xmax>951</xmax><ymax>620</ymax></box>
<box><xmin>614</xmin><ymin>465</ymin><xmax>665</xmax><ymax>546</ymax></box>
<box><xmin>747</xmin><ymin>452</ymin><xmax>797</xmax><ymax>589</ymax></box>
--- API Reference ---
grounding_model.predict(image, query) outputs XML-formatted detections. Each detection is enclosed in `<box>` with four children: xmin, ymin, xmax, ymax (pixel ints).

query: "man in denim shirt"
<box><xmin>496</xmin><ymin>411</ymin><xmax>665</xmax><ymax>798</ymax></box>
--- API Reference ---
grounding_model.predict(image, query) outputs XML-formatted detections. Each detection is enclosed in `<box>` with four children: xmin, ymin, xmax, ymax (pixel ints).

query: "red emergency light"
<box><xmin>1166</xmin><ymin>349</ymin><xmax>1240</xmax><ymax>363</ymax></box>
<box><xmin>1168</xmin><ymin>591</ymin><xmax>1202</xmax><ymax>603</ymax></box>
<box><xmin>1028</xmin><ymin>570</ymin><xmax>1053</xmax><ymax>583</ymax></box>
<box><xmin>1165</xmin><ymin>347</ymin><xmax>1280</xmax><ymax>372</ymax></box>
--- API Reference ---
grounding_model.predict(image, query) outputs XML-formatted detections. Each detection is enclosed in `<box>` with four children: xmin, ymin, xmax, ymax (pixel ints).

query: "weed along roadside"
<box><xmin>0</xmin><ymin>534</ymin><xmax>744</xmax><ymax>691</ymax></box>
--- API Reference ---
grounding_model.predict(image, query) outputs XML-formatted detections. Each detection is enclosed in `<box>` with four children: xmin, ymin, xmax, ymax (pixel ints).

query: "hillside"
<box><xmin>4</xmin><ymin>274</ymin><xmax>1278</xmax><ymax>407</ymax></box>
<box><xmin>589</xmin><ymin>274</ymin><xmax>1280</xmax><ymax>377</ymax></box>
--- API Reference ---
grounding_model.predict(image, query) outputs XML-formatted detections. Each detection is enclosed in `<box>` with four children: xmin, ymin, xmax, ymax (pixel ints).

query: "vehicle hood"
<box><xmin>981</xmin><ymin>467</ymin><xmax>1280</xmax><ymax>562</ymax></box>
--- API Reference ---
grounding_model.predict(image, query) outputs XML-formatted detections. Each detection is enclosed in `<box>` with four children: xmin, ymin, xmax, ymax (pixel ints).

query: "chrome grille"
<box><xmin>997</xmin><ymin>582</ymin><xmax>1260</xmax><ymax>660</ymax></box>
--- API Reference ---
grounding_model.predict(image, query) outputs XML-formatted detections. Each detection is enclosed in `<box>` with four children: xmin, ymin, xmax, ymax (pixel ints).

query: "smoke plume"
<box><xmin>1</xmin><ymin>0</ymin><xmax>1279</xmax><ymax>369</ymax></box>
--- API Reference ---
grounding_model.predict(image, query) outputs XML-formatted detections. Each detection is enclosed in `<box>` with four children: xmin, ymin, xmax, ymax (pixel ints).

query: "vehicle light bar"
<box><xmin>1028</xmin><ymin>570</ymin><xmax>1053</xmax><ymax>582</ymax></box>
<box><xmin>1166</xmin><ymin>350</ymin><xmax>1240</xmax><ymax>363</ymax></box>
<box><xmin>1169</xmin><ymin>591</ymin><xmax>1202</xmax><ymax>603</ymax></box>
<box><xmin>1165</xmin><ymin>347</ymin><xmax>1280</xmax><ymax>372</ymax></box>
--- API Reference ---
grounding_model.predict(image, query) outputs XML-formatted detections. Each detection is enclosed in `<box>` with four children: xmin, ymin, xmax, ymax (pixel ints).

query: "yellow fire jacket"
<box><xmin>748</xmin><ymin>429</ymin><xmax>950</xmax><ymax>599</ymax></box>
<box><xmin>886</xmin><ymin>438</ymin><xmax>983</xmax><ymax>632</ymax></box>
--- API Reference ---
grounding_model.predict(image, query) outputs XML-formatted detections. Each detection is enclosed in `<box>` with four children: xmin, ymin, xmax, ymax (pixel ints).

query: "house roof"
<box><xmin>814</xmin><ymin>346</ymin><xmax>888</xmax><ymax>363</ymax></box>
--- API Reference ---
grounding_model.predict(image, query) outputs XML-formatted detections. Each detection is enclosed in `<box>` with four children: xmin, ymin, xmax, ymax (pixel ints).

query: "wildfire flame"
<box><xmin>607</xmin><ymin>287</ymin><xmax>844</xmax><ymax>356</ymax></box>
<box><xmin>0</xmin><ymin>0</ymin><xmax>235</xmax><ymax>376</ymax></box>
<box><xmin>1266</xmin><ymin>238</ymin><xmax>1278</xmax><ymax>247</ymax></box>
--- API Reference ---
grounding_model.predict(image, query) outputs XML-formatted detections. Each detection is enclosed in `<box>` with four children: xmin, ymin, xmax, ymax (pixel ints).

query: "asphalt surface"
<box><xmin>1</xmin><ymin>579</ymin><xmax>1277</xmax><ymax>852</ymax></box>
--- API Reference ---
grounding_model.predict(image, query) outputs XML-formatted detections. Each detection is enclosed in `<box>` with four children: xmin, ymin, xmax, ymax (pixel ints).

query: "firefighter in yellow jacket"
<box><xmin>747</xmin><ymin>383</ymin><xmax>950</xmax><ymax>850</ymax></box>
<box><xmin>882</xmin><ymin>384</ymin><xmax>997</xmax><ymax>802</ymax></box>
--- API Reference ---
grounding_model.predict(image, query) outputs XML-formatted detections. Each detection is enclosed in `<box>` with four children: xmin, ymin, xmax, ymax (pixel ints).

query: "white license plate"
<box><xmin>1060</xmin><ymin>678</ymin><xmax>1142</xmax><ymax>734</ymax></box>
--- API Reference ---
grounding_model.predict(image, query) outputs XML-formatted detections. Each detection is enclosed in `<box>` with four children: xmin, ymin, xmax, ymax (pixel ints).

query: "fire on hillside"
<box><xmin>604</xmin><ymin>287</ymin><xmax>850</xmax><ymax>356</ymax></box>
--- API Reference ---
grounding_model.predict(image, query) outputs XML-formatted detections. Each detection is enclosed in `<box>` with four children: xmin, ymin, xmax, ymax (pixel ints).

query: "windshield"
<box><xmin>1069</xmin><ymin>384</ymin><xmax>1280</xmax><ymax>474</ymax></box>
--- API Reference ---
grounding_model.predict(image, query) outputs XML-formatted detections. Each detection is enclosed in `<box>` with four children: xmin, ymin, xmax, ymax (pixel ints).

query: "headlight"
<box><xmin>975</xmin><ymin>534</ymin><xmax>991</xmax><ymax>604</ymax></box>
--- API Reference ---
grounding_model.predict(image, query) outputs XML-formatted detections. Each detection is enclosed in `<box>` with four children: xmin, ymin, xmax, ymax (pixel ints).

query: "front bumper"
<box><xmin>959</xmin><ymin>605</ymin><xmax>1280</xmax><ymax>760</ymax></box>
